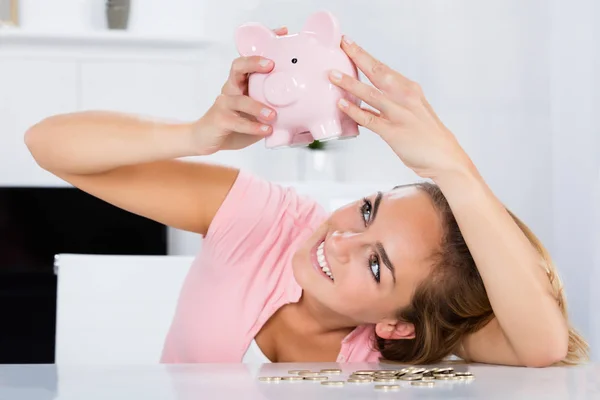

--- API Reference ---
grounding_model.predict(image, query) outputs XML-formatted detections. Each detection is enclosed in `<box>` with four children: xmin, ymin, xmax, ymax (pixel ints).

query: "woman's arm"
<box><xmin>25</xmin><ymin>111</ymin><xmax>239</xmax><ymax>235</ymax></box>
<box><xmin>434</xmin><ymin>161</ymin><xmax>568</xmax><ymax>367</ymax></box>
<box><xmin>327</xmin><ymin>36</ymin><xmax>568</xmax><ymax>367</ymax></box>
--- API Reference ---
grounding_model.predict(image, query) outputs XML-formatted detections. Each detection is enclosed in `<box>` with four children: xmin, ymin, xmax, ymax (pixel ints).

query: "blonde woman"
<box><xmin>25</xmin><ymin>29</ymin><xmax>588</xmax><ymax>366</ymax></box>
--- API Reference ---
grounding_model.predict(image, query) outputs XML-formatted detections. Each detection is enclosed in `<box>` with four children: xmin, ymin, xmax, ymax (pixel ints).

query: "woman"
<box><xmin>25</xmin><ymin>28</ymin><xmax>588</xmax><ymax>367</ymax></box>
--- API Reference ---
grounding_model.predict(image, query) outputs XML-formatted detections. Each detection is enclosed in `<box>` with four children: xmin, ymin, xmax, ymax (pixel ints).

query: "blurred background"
<box><xmin>0</xmin><ymin>0</ymin><xmax>598</xmax><ymax>365</ymax></box>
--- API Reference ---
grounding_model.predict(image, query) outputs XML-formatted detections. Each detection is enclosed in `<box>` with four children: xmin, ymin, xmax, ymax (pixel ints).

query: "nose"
<box><xmin>328</xmin><ymin>230</ymin><xmax>361</xmax><ymax>264</ymax></box>
<box><xmin>263</xmin><ymin>72</ymin><xmax>300</xmax><ymax>106</ymax></box>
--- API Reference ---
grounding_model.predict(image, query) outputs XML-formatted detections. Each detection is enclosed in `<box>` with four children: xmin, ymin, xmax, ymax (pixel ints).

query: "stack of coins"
<box><xmin>258</xmin><ymin>366</ymin><xmax>475</xmax><ymax>391</ymax></box>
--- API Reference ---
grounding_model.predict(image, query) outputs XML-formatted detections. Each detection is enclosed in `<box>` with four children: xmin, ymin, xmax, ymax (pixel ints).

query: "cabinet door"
<box><xmin>0</xmin><ymin>59</ymin><xmax>78</xmax><ymax>187</ymax></box>
<box><xmin>80</xmin><ymin>61</ymin><xmax>208</xmax><ymax>121</ymax></box>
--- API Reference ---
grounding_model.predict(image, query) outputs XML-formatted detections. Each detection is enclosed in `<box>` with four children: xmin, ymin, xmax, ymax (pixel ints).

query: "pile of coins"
<box><xmin>258</xmin><ymin>366</ymin><xmax>474</xmax><ymax>391</ymax></box>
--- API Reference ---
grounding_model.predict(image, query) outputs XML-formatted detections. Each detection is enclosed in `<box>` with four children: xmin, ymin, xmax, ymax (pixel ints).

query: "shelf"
<box><xmin>0</xmin><ymin>28</ymin><xmax>214</xmax><ymax>49</ymax></box>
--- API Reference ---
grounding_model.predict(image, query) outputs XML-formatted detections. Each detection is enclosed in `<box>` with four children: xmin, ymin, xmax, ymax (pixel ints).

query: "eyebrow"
<box><xmin>371</xmin><ymin>191</ymin><xmax>396</xmax><ymax>284</ymax></box>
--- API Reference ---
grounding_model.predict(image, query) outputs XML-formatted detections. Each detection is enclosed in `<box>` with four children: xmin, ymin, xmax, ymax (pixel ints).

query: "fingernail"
<box><xmin>260</xmin><ymin>108</ymin><xmax>272</xmax><ymax>118</ymax></box>
<box><xmin>338</xmin><ymin>98</ymin><xmax>349</xmax><ymax>108</ymax></box>
<box><xmin>259</xmin><ymin>59</ymin><xmax>271</xmax><ymax>67</ymax></box>
<box><xmin>330</xmin><ymin>70</ymin><xmax>343</xmax><ymax>81</ymax></box>
<box><xmin>343</xmin><ymin>35</ymin><xmax>353</xmax><ymax>45</ymax></box>
<box><xmin>260</xmin><ymin>125</ymin><xmax>270</xmax><ymax>132</ymax></box>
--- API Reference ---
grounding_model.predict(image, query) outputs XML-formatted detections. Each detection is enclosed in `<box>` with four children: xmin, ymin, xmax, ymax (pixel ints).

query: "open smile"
<box><xmin>312</xmin><ymin>237</ymin><xmax>334</xmax><ymax>281</ymax></box>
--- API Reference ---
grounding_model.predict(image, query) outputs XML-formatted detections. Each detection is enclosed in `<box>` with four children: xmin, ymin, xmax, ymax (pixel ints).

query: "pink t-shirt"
<box><xmin>160</xmin><ymin>169</ymin><xmax>381</xmax><ymax>363</ymax></box>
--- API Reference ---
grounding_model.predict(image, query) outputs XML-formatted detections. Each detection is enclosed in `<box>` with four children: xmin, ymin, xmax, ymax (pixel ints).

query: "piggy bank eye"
<box><xmin>291</xmin><ymin>58</ymin><xmax>298</xmax><ymax>64</ymax></box>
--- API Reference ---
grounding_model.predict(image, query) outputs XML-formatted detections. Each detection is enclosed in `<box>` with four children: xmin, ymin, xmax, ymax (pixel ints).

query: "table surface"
<box><xmin>1</xmin><ymin>362</ymin><xmax>598</xmax><ymax>400</ymax></box>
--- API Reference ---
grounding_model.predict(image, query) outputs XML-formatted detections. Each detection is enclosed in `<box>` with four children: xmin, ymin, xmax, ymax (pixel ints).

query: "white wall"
<box><xmin>2</xmin><ymin>0</ymin><xmax>598</xmax><ymax>359</ymax></box>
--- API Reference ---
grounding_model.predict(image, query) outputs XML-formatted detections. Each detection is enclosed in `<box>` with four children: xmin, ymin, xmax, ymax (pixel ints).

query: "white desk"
<box><xmin>1</xmin><ymin>362</ymin><xmax>598</xmax><ymax>400</ymax></box>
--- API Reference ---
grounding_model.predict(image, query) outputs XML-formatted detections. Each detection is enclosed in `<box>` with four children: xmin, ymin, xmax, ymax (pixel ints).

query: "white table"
<box><xmin>1</xmin><ymin>362</ymin><xmax>598</xmax><ymax>400</ymax></box>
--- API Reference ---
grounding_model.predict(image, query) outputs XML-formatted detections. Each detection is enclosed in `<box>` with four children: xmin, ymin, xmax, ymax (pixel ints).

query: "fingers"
<box><xmin>328</xmin><ymin>69</ymin><xmax>400</xmax><ymax>115</ymax></box>
<box><xmin>337</xmin><ymin>97</ymin><xmax>389</xmax><ymax>135</ymax></box>
<box><xmin>273</xmin><ymin>26</ymin><xmax>288</xmax><ymax>36</ymax></box>
<box><xmin>340</xmin><ymin>36</ymin><xmax>412</xmax><ymax>95</ymax></box>
<box><xmin>221</xmin><ymin>94</ymin><xmax>276</xmax><ymax>123</ymax></box>
<box><xmin>222</xmin><ymin>56</ymin><xmax>274</xmax><ymax>95</ymax></box>
<box><xmin>215</xmin><ymin>95</ymin><xmax>273</xmax><ymax>136</ymax></box>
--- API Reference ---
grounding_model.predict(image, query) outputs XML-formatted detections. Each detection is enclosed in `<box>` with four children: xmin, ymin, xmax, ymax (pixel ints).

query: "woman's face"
<box><xmin>292</xmin><ymin>185</ymin><xmax>443</xmax><ymax>334</ymax></box>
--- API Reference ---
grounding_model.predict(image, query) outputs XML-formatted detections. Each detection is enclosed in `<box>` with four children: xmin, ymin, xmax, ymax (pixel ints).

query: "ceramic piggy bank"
<box><xmin>235</xmin><ymin>11</ymin><xmax>361</xmax><ymax>149</ymax></box>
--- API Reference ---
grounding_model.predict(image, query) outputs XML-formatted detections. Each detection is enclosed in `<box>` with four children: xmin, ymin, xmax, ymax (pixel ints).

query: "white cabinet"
<box><xmin>0</xmin><ymin>58</ymin><xmax>78</xmax><ymax>187</ymax></box>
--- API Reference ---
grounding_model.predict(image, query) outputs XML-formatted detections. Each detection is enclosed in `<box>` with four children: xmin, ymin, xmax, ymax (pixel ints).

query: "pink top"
<box><xmin>160</xmin><ymin>170</ymin><xmax>381</xmax><ymax>363</ymax></box>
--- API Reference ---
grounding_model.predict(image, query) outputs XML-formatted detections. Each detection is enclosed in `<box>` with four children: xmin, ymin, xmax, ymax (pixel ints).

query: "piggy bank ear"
<box><xmin>301</xmin><ymin>10</ymin><xmax>342</xmax><ymax>48</ymax></box>
<box><xmin>235</xmin><ymin>23</ymin><xmax>275</xmax><ymax>56</ymax></box>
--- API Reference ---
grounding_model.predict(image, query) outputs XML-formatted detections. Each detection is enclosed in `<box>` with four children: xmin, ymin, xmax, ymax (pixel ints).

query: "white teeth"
<box><xmin>316</xmin><ymin>240</ymin><xmax>333</xmax><ymax>280</ymax></box>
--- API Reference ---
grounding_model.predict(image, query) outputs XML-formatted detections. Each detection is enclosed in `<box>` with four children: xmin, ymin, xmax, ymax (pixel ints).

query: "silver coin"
<box><xmin>348</xmin><ymin>378</ymin><xmax>373</xmax><ymax>383</ymax></box>
<box><xmin>353</xmin><ymin>370</ymin><xmax>377</xmax><ymax>375</ymax></box>
<box><xmin>374</xmin><ymin>378</ymin><xmax>397</xmax><ymax>383</ymax></box>
<box><xmin>299</xmin><ymin>371</ymin><xmax>322</xmax><ymax>377</ymax></box>
<box><xmin>400</xmin><ymin>374</ymin><xmax>422</xmax><ymax>381</ymax></box>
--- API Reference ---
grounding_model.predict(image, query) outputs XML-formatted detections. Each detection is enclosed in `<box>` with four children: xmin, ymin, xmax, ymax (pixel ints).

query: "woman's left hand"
<box><xmin>329</xmin><ymin>36</ymin><xmax>472</xmax><ymax>180</ymax></box>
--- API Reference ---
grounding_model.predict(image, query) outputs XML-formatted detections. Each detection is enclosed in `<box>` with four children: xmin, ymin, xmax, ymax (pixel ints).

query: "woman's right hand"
<box><xmin>191</xmin><ymin>27</ymin><xmax>287</xmax><ymax>155</ymax></box>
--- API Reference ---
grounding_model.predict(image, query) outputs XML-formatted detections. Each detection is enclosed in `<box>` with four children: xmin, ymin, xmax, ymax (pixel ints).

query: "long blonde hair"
<box><xmin>376</xmin><ymin>182</ymin><xmax>589</xmax><ymax>365</ymax></box>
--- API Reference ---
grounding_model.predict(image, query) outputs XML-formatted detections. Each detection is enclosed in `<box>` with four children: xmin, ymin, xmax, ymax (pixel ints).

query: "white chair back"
<box><xmin>54</xmin><ymin>254</ymin><xmax>193</xmax><ymax>365</ymax></box>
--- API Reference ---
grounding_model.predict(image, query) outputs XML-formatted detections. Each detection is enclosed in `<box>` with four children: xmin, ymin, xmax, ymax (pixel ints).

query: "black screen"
<box><xmin>0</xmin><ymin>186</ymin><xmax>167</xmax><ymax>363</ymax></box>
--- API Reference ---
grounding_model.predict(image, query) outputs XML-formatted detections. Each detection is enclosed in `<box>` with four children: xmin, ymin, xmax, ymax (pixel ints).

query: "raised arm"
<box><xmin>24</xmin><ymin>44</ymin><xmax>286</xmax><ymax>235</ymax></box>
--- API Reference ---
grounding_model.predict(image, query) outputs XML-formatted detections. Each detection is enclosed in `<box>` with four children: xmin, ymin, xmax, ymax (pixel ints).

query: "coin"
<box><xmin>455</xmin><ymin>372</ymin><xmax>473</xmax><ymax>377</ymax></box>
<box><xmin>435</xmin><ymin>367</ymin><xmax>454</xmax><ymax>374</ymax></box>
<box><xmin>434</xmin><ymin>373</ymin><xmax>456</xmax><ymax>378</ymax></box>
<box><xmin>348</xmin><ymin>378</ymin><xmax>373</xmax><ymax>383</ymax></box>
<box><xmin>374</xmin><ymin>378</ymin><xmax>397</xmax><ymax>383</ymax></box>
<box><xmin>410</xmin><ymin>368</ymin><xmax>426</xmax><ymax>374</ymax></box>
<box><xmin>299</xmin><ymin>371</ymin><xmax>322</xmax><ymax>377</ymax></box>
<box><xmin>353</xmin><ymin>370</ymin><xmax>377</xmax><ymax>375</ymax></box>
<box><xmin>321</xmin><ymin>380</ymin><xmax>345</xmax><ymax>386</ymax></box>
<box><xmin>320</xmin><ymin>368</ymin><xmax>342</xmax><ymax>374</ymax></box>
<box><xmin>412</xmin><ymin>381</ymin><xmax>435</xmax><ymax>387</ymax></box>
<box><xmin>281</xmin><ymin>376</ymin><xmax>304</xmax><ymax>381</ymax></box>
<box><xmin>288</xmin><ymin>369</ymin><xmax>310</xmax><ymax>375</ymax></box>
<box><xmin>375</xmin><ymin>384</ymin><xmax>400</xmax><ymax>391</ymax></box>
<box><xmin>435</xmin><ymin>376</ymin><xmax>455</xmax><ymax>380</ymax></box>
<box><xmin>258</xmin><ymin>377</ymin><xmax>281</xmax><ymax>382</ymax></box>
<box><xmin>304</xmin><ymin>376</ymin><xmax>328</xmax><ymax>381</ymax></box>
<box><xmin>421</xmin><ymin>376</ymin><xmax>436</xmax><ymax>381</ymax></box>
<box><xmin>399</xmin><ymin>374</ymin><xmax>422</xmax><ymax>381</ymax></box>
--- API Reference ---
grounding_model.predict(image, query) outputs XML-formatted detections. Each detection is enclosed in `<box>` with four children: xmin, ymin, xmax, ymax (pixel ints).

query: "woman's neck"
<box><xmin>291</xmin><ymin>292</ymin><xmax>357</xmax><ymax>337</ymax></box>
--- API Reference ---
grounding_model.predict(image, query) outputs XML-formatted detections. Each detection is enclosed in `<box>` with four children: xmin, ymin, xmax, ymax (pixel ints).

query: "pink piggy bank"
<box><xmin>235</xmin><ymin>10</ymin><xmax>361</xmax><ymax>149</ymax></box>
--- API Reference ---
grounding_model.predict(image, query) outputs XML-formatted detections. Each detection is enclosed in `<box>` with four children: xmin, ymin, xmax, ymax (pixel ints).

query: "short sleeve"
<box><xmin>202</xmin><ymin>169</ymin><xmax>327</xmax><ymax>264</ymax></box>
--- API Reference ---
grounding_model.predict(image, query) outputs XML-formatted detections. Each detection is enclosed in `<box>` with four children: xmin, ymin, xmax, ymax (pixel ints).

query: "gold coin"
<box><xmin>348</xmin><ymin>378</ymin><xmax>373</xmax><ymax>383</ymax></box>
<box><xmin>375</xmin><ymin>385</ymin><xmax>400</xmax><ymax>391</ymax></box>
<box><xmin>299</xmin><ymin>371</ymin><xmax>322</xmax><ymax>377</ymax></box>
<box><xmin>304</xmin><ymin>376</ymin><xmax>328</xmax><ymax>381</ymax></box>
<box><xmin>434</xmin><ymin>373</ymin><xmax>456</xmax><ymax>378</ymax></box>
<box><xmin>400</xmin><ymin>374</ymin><xmax>422</xmax><ymax>381</ymax></box>
<box><xmin>353</xmin><ymin>370</ymin><xmax>376</xmax><ymax>375</ymax></box>
<box><xmin>281</xmin><ymin>376</ymin><xmax>304</xmax><ymax>381</ymax></box>
<box><xmin>321</xmin><ymin>380</ymin><xmax>345</xmax><ymax>386</ymax></box>
<box><xmin>412</xmin><ymin>381</ymin><xmax>435</xmax><ymax>387</ymax></box>
<box><xmin>288</xmin><ymin>369</ymin><xmax>310</xmax><ymax>375</ymax></box>
<box><xmin>258</xmin><ymin>377</ymin><xmax>281</xmax><ymax>382</ymax></box>
<box><xmin>374</xmin><ymin>378</ymin><xmax>397</xmax><ymax>383</ymax></box>
<box><xmin>320</xmin><ymin>368</ymin><xmax>342</xmax><ymax>374</ymax></box>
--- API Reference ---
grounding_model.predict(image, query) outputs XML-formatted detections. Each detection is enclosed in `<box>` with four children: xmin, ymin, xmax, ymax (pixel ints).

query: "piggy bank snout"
<box><xmin>262</xmin><ymin>72</ymin><xmax>300</xmax><ymax>107</ymax></box>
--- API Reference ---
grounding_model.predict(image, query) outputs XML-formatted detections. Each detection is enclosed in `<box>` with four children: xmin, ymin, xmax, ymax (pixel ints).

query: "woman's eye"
<box><xmin>360</xmin><ymin>199</ymin><xmax>372</xmax><ymax>226</ymax></box>
<box><xmin>370</xmin><ymin>254</ymin><xmax>380</xmax><ymax>283</ymax></box>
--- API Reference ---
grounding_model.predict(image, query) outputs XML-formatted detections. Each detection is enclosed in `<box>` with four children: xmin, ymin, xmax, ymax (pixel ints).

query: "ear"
<box><xmin>375</xmin><ymin>320</ymin><xmax>415</xmax><ymax>340</ymax></box>
<box><xmin>235</xmin><ymin>23</ymin><xmax>276</xmax><ymax>56</ymax></box>
<box><xmin>300</xmin><ymin>10</ymin><xmax>342</xmax><ymax>48</ymax></box>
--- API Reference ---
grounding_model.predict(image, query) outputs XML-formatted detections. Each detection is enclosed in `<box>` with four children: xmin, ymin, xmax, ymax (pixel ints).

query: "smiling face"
<box><xmin>292</xmin><ymin>185</ymin><xmax>444</xmax><ymax>335</ymax></box>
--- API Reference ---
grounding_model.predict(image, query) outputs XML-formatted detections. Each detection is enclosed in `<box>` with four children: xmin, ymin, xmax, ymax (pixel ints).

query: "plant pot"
<box><xmin>106</xmin><ymin>0</ymin><xmax>130</xmax><ymax>30</ymax></box>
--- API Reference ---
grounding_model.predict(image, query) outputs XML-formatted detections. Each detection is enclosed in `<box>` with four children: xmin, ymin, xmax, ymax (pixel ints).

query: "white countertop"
<box><xmin>1</xmin><ymin>362</ymin><xmax>598</xmax><ymax>400</ymax></box>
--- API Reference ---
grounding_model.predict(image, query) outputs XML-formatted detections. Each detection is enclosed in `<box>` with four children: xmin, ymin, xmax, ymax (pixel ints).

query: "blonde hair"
<box><xmin>375</xmin><ymin>182</ymin><xmax>589</xmax><ymax>365</ymax></box>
